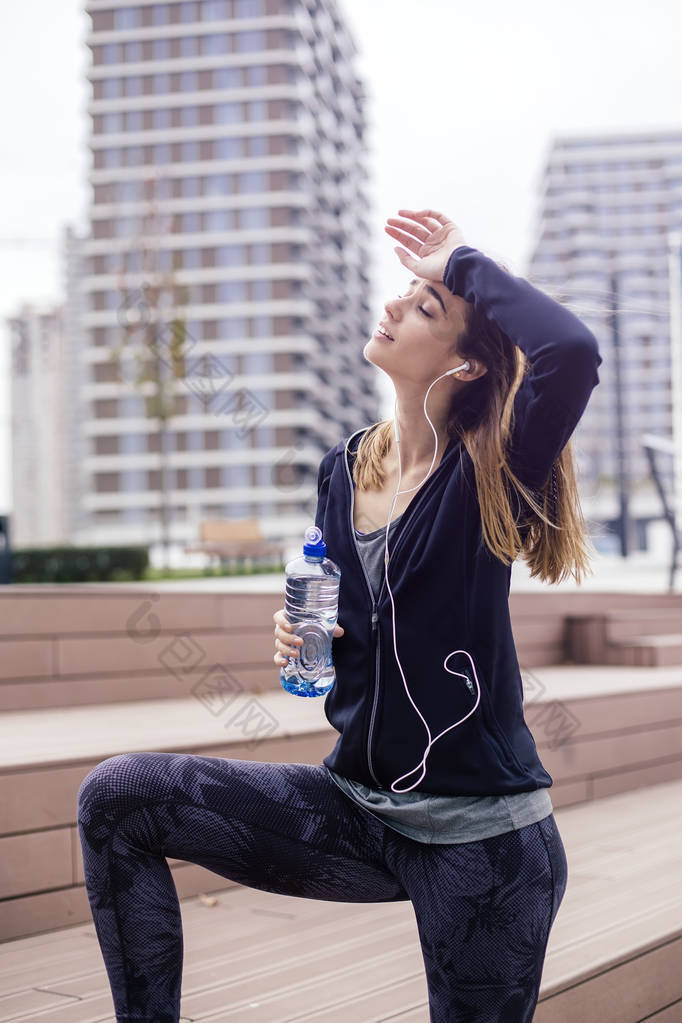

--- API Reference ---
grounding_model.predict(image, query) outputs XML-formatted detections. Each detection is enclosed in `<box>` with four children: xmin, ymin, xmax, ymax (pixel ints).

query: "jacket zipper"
<box><xmin>344</xmin><ymin>432</ymin><xmax>461</xmax><ymax>787</ymax></box>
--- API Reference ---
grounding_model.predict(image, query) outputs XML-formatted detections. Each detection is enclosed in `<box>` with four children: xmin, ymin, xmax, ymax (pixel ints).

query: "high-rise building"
<box><xmin>63</xmin><ymin>226</ymin><xmax>90</xmax><ymax>542</ymax></box>
<box><xmin>82</xmin><ymin>0</ymin><xmax>377</xmax><ymax>550</ymax></box>
<box><xmin>8</xmin><ymin>304</ymin><xmax>68</xmax><ymax>546</ymax></box>
<box><xmin>527</xmin><ymin>129</ymin><xmax>682</xmax><ymax>550</ymax></box>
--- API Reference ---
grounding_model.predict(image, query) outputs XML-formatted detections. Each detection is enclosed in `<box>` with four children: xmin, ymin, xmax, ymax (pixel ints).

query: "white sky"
<box><xmin>1</xmin><ymin>0</ymin><xmax>681</xmax><ymax>514</ymax></box>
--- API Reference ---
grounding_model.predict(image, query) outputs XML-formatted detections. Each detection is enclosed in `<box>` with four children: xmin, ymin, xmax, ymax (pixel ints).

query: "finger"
<box><xmin>385</xmin><ymin>217</ymin><xmax>430</xmax><ymax>242</ymax></box>
<box><xmin>398</xmin><ymin>208</ymin><xmax>451</xmax><ymax>227</ymax></box>
<box><xmin>384</xmin><ymin>225</ymin><xmax>424</xmax><ymax>255</ymax></box>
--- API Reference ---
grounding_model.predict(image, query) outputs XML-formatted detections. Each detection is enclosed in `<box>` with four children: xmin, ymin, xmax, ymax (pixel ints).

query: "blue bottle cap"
<box><xmin>303</xmin><ymin>524</ymin><xmax>326</xmax><ymax>557</ymax></box>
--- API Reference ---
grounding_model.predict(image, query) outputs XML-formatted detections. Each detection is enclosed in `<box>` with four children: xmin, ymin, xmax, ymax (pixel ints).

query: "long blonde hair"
<box><xmin>353</xmin><ymin>279</ymin><xmax>598</xmax><ymax>586</ymax></box>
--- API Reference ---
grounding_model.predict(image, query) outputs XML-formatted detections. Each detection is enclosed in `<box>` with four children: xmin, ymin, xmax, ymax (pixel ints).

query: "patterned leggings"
<box><xmin>77</xmin><ymin>752</ymin><xmax>568</xmax><ymax>1023</ymax></box>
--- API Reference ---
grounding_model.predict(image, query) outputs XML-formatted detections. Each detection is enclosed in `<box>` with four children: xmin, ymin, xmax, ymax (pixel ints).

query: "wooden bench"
<box><xmin>2</xmin><ymin>586</ymin><xmax>682</xmax><ymax>712</ymax></box>
<box><xmin>184</xmin><ymin>518</ymin><xmax>287</xmax><ymax>570</ymax></box>
<box><xmin>1</xmin><ymin>777</ymin><xmax>680</xmax><ymax>1021</ymax></box>
<box><xmin>566</xmin><ymin>608</ymin><xmax>682</xmax><ymax>666</ymax></box>
<box><xmin>3</xmin><ymin>658</ymin><xmax>682</xmax><ymax>942</ymax></box>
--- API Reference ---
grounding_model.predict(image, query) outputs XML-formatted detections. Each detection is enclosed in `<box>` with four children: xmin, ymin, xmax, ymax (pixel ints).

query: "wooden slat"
<box><xmin>639</xmin><ymin>999</ymin><xmax>682</xmax><ymax>1021</ymax></box>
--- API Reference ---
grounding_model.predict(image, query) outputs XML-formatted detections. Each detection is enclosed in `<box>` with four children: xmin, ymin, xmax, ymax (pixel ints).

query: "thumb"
<box><xmin>334</xmin><ymin>623</ymin><xmax>344</xmax><ymax>636</ymax></box>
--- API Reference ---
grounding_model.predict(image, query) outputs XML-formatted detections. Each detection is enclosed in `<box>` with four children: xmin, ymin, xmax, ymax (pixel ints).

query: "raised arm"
<box><xmin>443</xmin><ymin>244</ymin><xmax>602</xmax><ymax>489</ymax></box>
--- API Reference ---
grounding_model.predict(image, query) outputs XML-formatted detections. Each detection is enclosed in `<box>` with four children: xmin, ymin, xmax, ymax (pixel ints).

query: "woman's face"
<box><xmin>364</xmin><ymin>276</ymin><xmax>473</xmax><ymax>383</ymax></box>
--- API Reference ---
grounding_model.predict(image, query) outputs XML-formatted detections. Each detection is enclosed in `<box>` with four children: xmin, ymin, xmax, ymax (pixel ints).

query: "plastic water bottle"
<box><xmin>280</xmin><ymin>525</ymin><xmax>341</xmax><ymax>698</ymax></box>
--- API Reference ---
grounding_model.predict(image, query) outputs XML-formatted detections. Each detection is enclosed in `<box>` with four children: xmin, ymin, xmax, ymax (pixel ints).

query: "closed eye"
<box><xmin>398</xmin><ymin>294</ymin><xmax>432</xmax><ymax>318</ymax></box>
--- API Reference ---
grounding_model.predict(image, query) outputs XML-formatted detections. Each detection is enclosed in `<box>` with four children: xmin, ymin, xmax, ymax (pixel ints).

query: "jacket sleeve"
<box><xmin>314</xmin><ymin>445</ymin><xmax>336</xmax><ymax>533</ymax></box>
<box><xmin>443</xmin><ymin>246</ymin><xmax>602</xmax><ymax>491</ymax></box>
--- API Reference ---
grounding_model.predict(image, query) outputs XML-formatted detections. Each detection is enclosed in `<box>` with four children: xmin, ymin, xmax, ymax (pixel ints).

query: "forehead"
<box><xmin>408</xmin><ymin>277</ymin><xmax>469</xmax><ymax>325</ymax></box>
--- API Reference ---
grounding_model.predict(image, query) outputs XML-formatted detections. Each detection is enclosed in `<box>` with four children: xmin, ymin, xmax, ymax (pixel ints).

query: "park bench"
<box><xmin>184</xmin><ymin>518</ymin><xmax>287</xmax><ymax>570</ymax></box>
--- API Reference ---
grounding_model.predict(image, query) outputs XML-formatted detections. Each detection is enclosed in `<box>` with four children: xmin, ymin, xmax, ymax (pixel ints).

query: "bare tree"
<box><xmin>109</xmin><ymin>173</ymin><xmax>189</xmax><ymax>571</ymax></box>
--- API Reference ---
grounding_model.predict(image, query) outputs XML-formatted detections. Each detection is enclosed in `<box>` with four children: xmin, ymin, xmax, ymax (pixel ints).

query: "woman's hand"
<box><xmin>273</xmin><ymin>608</ymin><xmax>344</xmax><ymax>668</ymax></box>
<box><xmin>384</xmin><ymin>209</ymin><xmax>468</xmax><ymax>282</ymax></box>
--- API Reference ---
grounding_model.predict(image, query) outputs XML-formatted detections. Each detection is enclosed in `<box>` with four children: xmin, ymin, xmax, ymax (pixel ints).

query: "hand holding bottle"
<box><xmin>273</xmin><ymin>608</ymin><xmax>344</xmax><ymax>668</ymax></box>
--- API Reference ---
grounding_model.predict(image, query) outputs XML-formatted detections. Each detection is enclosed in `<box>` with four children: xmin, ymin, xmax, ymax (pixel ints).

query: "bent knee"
<box><xmin>76</xmin><ymin>751</ymin><xmax>164</xmax><ymax>823</ymax></box>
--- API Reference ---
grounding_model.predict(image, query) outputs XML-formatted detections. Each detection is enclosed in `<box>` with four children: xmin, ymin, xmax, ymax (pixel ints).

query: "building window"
<box><xmin>152</xmin><ymin>142</ymin><xmax>170</xmax><ymax>164</ymax></box>
<box><xmin>246</xmin><ymin>65</ymin><xmax>267</xmax><ymax>86</ymax></box>
<box><xmin>252</xmin><ymin>316</ymin><xmax>270</xmax><ymax>336</ymax></box>
<box><xmin>201</xmin><ymin>0</ymin><xmax>230</xmax><ymax>18</ymax></box>
<box><xmin>248</xmin><ymin>136</ymin><xmax>268</xmax><ymax>156</ymax></box>
<box><xmin>179</xmin><ymin>106</ymin><xmax>198</xmax><ymax>127</ymax></box>
<box><xmin>216</xmin><ymin>102</ymin><xmax>242</xmax><ymax>123</ymax></box>
<box><xmin>114</xmin><ymin>7</ymin><xmax>142</xmax><ymax>29</ymax></box>
<box><xmin>152</xmin><ymin>73</ymin><xmax>171</xmax><ymax>94</ymax></box>
<box><xmin>181</xmin><ymin>177</ymin><xmax>201</xmax><ymax>197</ymax></box>
<box><xmin>120</xmin><ymin>433</ymin><xmax>146</xmax><ymax>455</ymax></box>
<box><xmin>125</xmin><ymin>40</ymin><xmax>143</xmax><ymax>62</ymax></box>
<box><xmin>216</xmin><ymin>137</ymin><xmax>243</xmax><ymax>159</ymax></box>
<box><xmin>179</xmin><ymin>2</ymin><xmax>198</xmax><ymax>23</ymax></box>
<box><xmin>205</xmin><ymin>173</ymin><xmax>229</xmax><ymax>195</ymax></box>
<box><xmin>125</xmin><ymin>146</ymin><xmax>145</xmax><ymax>167</ymax></box>
<box><xmin>250</xmin><ymin>243</ymin><xmax>269</xmax><ymax>263</ymax></box>
<box><xmin>217</xmin><ymin>281</ymin><xmax>248</xmax><ymax>302</ymax></box>
<box><xmin>183</xmin><ymin>249</ymin><xmax>202</xmax><ymax>269</ymax></box>
<box><xmin>217</xmin><ymin>244</ymin><xmax>246</xmax><ymax>265</ymax></box>
<box><xmin>215</xmin><ymin>66</ymin><xmax>243</xmax><ymax>89</ymax></box>
<box><xmin>235</xmin><ymin>30</ymin><xmax>266</xmax><ymax>52</ymax></box>
<box><xmin>238</xmin><ymin>170</ymin><xmax>267</xmax><ymax>193</ymax></box>
<box><xmin>206</xmin><ymin>209</ymin><xmax>234</xmax><ymax>230</ymax></box>
<box><xmin>180</xmin><ymin>71</ymin><xmax>199</xmax><ymax>92</ymax></box>
<box><xmin>102</xmin><ymin>78</ymin><xmax>120</xmax><ymax>99</ymax></box>
<box><xmin>153</xmin><ymin>108</ymin><xmax>171</xmax><ymax>129</ymax></box>
<box><xmin>152</xmin><ymin>38</ymin><xmax>171</xmax><ymax>59</ymax></box>
<box><xmin>248</xmin><ymin>100</ymin><xmax>268</xmax><ymax>121</ymax></box>
<box><xmin>201</xmin><ymin>32</ymin><xmax>229</xmax><ymax>55</ymax></box>
<box><xmin>181</xmin><ymin>139</ymin><xmax>201</xmax><ymax>161</ymax></box>
<box><xmin>220</xmin><ymin>318</ymin><xmax>247</xmax><ymax>338</ymax></box>
<box><xmin>234</xmin><ymin>0</ymin><xmax>265</xmax><ymax>16</ymax></box>
<box><xmin>102</xmin><ymin>43</ymin><xmax>120</xmax><ymax>64</ymax></box>
<box><xmin>182</xmin><ymin>211</ymin><xmax>202</xmax><ymax>232</ymax></box>
<box><xmin>126</xmin><ymin>110</ymin><xmax>144</xmax><ymax>131</ymax></box>
<box><xmin>151</xmin><ymin>4</ymin><xmax>169</xmax><ymax>25</ymax></box>
<box><xmin>103</xmin><ymin>112</ymin><xmax>122</xmax><ymax>133</ymax></box>
<box><xmin>124</xmin><ymin>76</ymin><xmax>143</xmax><ymax>97</ymax></box>
<box><xmin>178</xmin><ymin>35</ymin><xmax>197</xmax><ymax>57</ymax></box>
<box><xmin>239</xmin><ymin>207</ymin><xmax>268</xmax><ymax>228</ymax></box>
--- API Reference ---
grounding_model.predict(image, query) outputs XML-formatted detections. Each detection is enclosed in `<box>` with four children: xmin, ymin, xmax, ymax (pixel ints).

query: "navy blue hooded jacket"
<box><xmin>314</xmin><ymin>245</ymin><xmax>602</xmax><ymax>796</ymax></box>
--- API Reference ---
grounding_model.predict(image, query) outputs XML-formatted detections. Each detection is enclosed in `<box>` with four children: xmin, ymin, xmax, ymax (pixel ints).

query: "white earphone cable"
<box><xmin>382</xmin><ymin>362</ymin><xmax>482</xmax><ymax>793</ymax></box>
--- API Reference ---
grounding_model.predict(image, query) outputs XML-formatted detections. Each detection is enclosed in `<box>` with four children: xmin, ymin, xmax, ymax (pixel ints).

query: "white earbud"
<box><xmin>446</xmin><ymin>360</ymin><xmax>471</xmax><ymax>377</ymax></box>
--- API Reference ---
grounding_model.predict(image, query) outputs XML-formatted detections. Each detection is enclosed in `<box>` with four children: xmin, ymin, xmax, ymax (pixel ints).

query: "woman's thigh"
<box><xmin>384</xmin><ymin>813</ymin><xmax>568</xmax><ymax>1023</ymax></box>
<box><xmin>77</xmin><ymin>751</ymin><xmax>409</xmax><ymax>905</ymax></box>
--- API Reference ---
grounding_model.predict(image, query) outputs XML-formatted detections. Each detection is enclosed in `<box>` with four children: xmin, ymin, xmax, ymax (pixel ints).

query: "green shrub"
<box><xmin>10</xmin><ymin>545</ymin><xmax>149</xmax><ymax>583</ymax></box>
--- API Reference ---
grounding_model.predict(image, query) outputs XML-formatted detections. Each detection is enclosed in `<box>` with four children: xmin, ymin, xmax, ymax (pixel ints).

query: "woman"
<box><xmin>77</xmin><ymin>210</ymin><xmax>602</xmax><ymax>1022</ymax></box>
